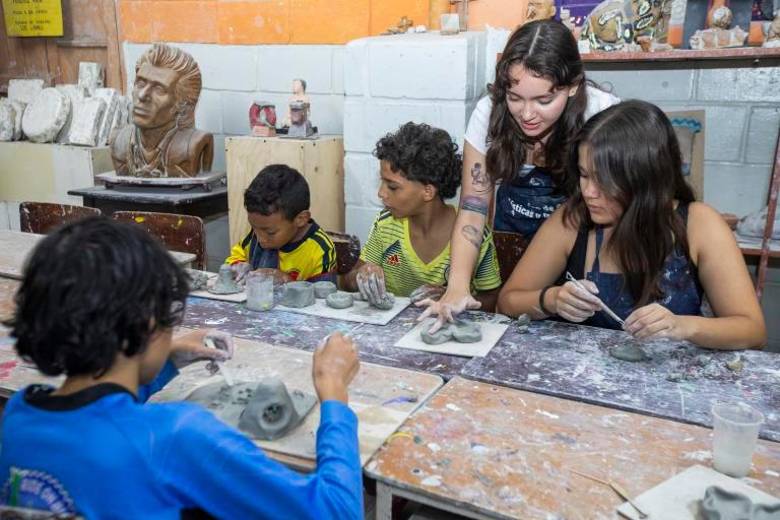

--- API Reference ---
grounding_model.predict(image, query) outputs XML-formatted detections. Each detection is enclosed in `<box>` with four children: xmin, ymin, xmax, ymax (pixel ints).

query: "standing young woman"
<box><xmin>497</xmin><ymin>100</ymin><xmax>766</xmax><ymax>350</ymax></box>
<box><xmin>418</xmin><ymin>19</ymin><xmax>618</xmax><ymax>329</ymax></box>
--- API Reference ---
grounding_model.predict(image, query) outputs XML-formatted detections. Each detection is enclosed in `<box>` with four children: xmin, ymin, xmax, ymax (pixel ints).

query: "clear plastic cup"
<box><xmin>711</xmin><ymin>401</ymin><xmax>764</xmax><ymax>477</ymax></box>
<box><xmin>245</xmin><ymin>271</ymin><xmax>274</xmax><ymax>311</ymax></box>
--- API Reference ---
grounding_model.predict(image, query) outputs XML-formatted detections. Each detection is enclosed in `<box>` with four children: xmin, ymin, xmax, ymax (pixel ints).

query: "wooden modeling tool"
<box><xmin>570</xmin><ymin>469</ymin><xmax>648</xmax><ymax>518</ymax></box>
<box><xmin>205</xmin><ymin>337</ymin><xmax>234</xmax><ymax>386</ymax></box>
<box><xmin>565</xmin><ymin>272</ymin><xmax>626</xmax><ymax>328</ymax></box>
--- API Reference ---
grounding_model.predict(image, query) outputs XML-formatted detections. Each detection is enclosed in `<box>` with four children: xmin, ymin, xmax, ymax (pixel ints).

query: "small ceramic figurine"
<box><xmin>284</xmin><ymin>79</ymin><xmax>310</xmax><ymax>127</ymax></box>
<box><xmin>525</xmin><ymin>0</ymin><xmax>557</xmax><ymax>24</ymax></box>
<box><xmin>764</xmin><ymin>12</ymin><xmax>780</xmax><ymax>47</ymax></box>
<box><xmin>249</xmin><ymin>101</ymin><xmax>277</xmax><ymax>137</ymax></box>
<box><xmin>580</xmin><ymin>0</ymin><xmax>672</xmax><ymax>52</ymax></box>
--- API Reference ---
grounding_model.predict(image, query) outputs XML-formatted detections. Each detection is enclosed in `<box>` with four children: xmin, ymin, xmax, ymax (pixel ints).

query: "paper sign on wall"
<box><xmin>3</xmin><ymin>0</ymin><xmax>64</xmax><ymax>37</ymax></box>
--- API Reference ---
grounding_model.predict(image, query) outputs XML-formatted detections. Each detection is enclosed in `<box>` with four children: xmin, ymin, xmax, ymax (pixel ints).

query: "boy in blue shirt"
<box><xmin>0</xmin><ymin>217</ymin><xmax>362</xmax><ymax>519</ymax></box>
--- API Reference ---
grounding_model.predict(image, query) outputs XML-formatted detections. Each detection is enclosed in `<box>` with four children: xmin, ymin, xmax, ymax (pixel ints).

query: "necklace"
<box><xmin>128</xmin><ymin>124</ymin><xmax>179</xmax><ymax>177</ymax></box>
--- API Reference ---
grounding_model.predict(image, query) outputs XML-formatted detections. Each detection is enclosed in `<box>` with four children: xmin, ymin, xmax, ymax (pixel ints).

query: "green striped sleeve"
<box><xmin>472</xmin><ymin>228</ymin><xmax>501</xmax><ymax>292</ymax></box>
<box><xmin>359</xmin><ymin>211</ymin><xmax>388</xmax><ymax>265</ymax></box>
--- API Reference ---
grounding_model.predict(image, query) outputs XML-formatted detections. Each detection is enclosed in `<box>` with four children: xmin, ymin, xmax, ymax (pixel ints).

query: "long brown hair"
<box><xmin>563</xmin><ymin>100</ymin><xmax>696</xmax><ymax>306</ymax></box>
<box><xmin>486</xmin><ymin>20</ymin><xmax>587</xmax><ymax>187</ymax></box>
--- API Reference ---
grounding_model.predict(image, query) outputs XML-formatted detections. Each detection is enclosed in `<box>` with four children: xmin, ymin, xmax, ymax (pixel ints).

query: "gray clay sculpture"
<box><xmin>313</xmin><ymin>281</ymin><xmax>337</xmax><ymax>299</ymax></box>
<box><xmin>372</xmin><ymin>292</ymin><xmax>396</xmax><ymax>310</ymax></box>
<box><xmin>421</xmin><ymin>324</ymin><xmax>454</xmax><ymax>345</ymax></box>
<box><xmin>208</xmin><ymin>264</ymin><xmax>241</xmax><ymax>295</ymax></box>
<box><xmin>238</xmin><ymin>379</ymin><xmax>317</xmax><ymax>440</ymax></box>
<box><xmin>186</xmin><ymin>379</ymin><xmax>316</xmax><ymax>441</ymax></box>
<box><xmin>326</xmin><ymin>291</ymin><xmax>353</xmax><ymax>309</ymax></box>
<box><xmin>451</xmin><ymin>320</ymin><xmax>483</xmax><ymax>343</ymax></box>
<box><xmin>280</xmin><ymin>281</ymin><xmax>315</xmax><ymax>308</ymax></box>
<box><xmin>609</xmin><ymin>343</ymin><xmax>650</xmax><ymax>362</ymax></box>
<box><xmin>700</xmin><ymin>486</ymin><xmax>780</xmax><ymax>520</ymax></box>
<box><xmin>186</xmin><ymin>269</ymin><xmax>210</xmax><ymax>291</ymax></box>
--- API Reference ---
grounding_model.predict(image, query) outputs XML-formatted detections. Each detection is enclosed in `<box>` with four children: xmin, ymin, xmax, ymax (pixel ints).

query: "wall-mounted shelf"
<box><xmin>582</xmin><ymin>47</ymin><xmax>780</xmax><ymax>63</ymax></box>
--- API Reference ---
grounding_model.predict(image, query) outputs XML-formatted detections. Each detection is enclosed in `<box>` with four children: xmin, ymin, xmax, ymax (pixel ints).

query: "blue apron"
<box><xmin>494</xmin><ymin>164</ymin><xmax>566</xmax><ymax>239</ymax></box>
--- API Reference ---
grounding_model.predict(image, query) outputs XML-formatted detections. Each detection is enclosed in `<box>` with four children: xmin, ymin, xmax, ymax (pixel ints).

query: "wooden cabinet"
<box><xmin>225</xmin><ymin>136</ymin><xmax>344</xmax><ymax>245</ymax></box>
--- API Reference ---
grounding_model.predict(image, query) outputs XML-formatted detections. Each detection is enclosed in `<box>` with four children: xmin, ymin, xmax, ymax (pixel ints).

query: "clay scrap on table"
<box><xmin>326</xmin><ymin>291</ymin><xmax>354</xmax><ymax>309</ymax></box>
<box><xmin>699</xmin><ymin>486</ymin><xmax>780</xmax><ymax>520</ymax></box>
<box><xmin>186</xmin><ymin>269</ymin><xmax>210</xmax><ymax>291</ymax></box>
<box><xmin>420</xmin><ymin>320</ymin><xmax>483</xmax><ymax>345</ymax></box>
<box><xmin>208</xmin><ymin>264</ymin><xmax>241</xmax><ymax>295</ymax></box>
<box><xmin>186</xmin><ymin>379</ymin><xmax>317</xmax><ymax>441</ymax></box>
<box><xmin>609</xmin><ymin>343</ymin><xmax>650</xmax><ymax>362</ymax></box>
<box><xmin>281</xmin><ymin>281</ymin><xmax>315</xmax><ymax>308</ymax></box>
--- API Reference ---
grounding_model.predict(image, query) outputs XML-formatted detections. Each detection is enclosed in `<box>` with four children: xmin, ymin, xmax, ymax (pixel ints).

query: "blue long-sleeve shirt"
<box><xmin>0</xmin><ymin>361</ymin><xmax>363</xmax><ymax>519</ymax></box>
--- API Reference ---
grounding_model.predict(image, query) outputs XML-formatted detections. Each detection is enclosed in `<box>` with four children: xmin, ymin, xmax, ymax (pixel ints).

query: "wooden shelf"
<box><xmin>582</xmin><ymin>47</ymin><xmax>780</xmax><ymax>63</ymax></box>
<box><xmin>740</xmin><ymin>247</ymin><xmax>780</xmax><ymax>259</ymax></box>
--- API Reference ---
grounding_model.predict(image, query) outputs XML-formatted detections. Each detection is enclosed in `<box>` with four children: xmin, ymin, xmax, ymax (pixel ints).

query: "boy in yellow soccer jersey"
<box><xmin>343</xmin><ymin>123</ymin><xmax>501</xmax><ymax>311</ymax></box>
<box><xmin>225</xmin><ymin>164</ymin><xmax>336</xmax><ymax>284</ymax></box>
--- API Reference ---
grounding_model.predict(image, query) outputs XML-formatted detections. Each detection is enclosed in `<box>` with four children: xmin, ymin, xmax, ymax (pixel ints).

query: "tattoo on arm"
<box><xmin>460</xmin><ymin>195</ymin><xmax>488</xmax><ymax>216</ymax></box>
<box><xmin>470</xmin><ymin>163</ymin><xmax>491</xmax><ymax>192</ymax></box>
<box><xmin>461</xmin><ymin>225</ymin><xmax>483</xmax><ymax>250</ymax></box>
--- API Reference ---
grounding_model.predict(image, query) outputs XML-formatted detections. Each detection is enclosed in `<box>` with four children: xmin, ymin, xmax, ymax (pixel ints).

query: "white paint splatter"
<box><xmin>445</xmin><ymin>403</ymin><xmax>461</xmax><ymax>412</ymax></box>
<box><xmin>427</xmin><ymin>443</ymin><xmax>441</xmax><ymax>453</ymax></box>
<box><xmin>766</xmin><ymin>470</ymin><xmax>780</xmax><ymax>478</ymax></box>
<box><xmin>683</xmin><ymin>450</ymin><xmax>712</xmax><ymax>461</ymax></box>
<box><xmin>527</xmin><ymin>374</ymin><xmax>541</xmax><ymax>382</ymax></box>
<box><xmin>366</xmin><ymin>461</ymin><xmax>378</xmax><ymax>472</ymax></box>
<box><xmin>683</xmin><ymin>437</ymin><xmax>695</xmax><ymax>442</ymax></box>
<box><xmin>205</xmin><ymin>317</ymin><xmax>229</xmax><ymax>325</ymax></box>
<box><xmin>471</xmin><ymin>444</ymin><xmax>490</xmax><ymax>455</ymax></box>
<box><xmin>536</xmin><ymin>409</ymin><xmax>560</xmax><ymax>419</ymax></box>
<box><xmin>421</xmin><ymin>475</ymin><xmax>442</xmax><ymax>487</ymax></box>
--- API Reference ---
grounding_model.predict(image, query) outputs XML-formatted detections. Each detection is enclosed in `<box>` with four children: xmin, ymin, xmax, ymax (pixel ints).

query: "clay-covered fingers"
<box><xmin>230</xmin><ymin>262</ymin><xmax>251</xmax><ymax>283</ymax></box>
<box><xmin>205</xmin><ymin>330</ymin><xmax>234</xmax><ymax>361</ymax></box>
<box><xmin>356</xmin><ymin>264</ymin><xmax>386</xmax><ymax>304</ymax></box>
<box><xmin>312</xmin><ymin>332</ymin><xmax>360</xmax><ymax>403</ymax></box>
<box><xmin>556</xmin><ymin>281</ymin><xmax>601</xmax><ymax>315</ymax></box>
<box><xmin>626</xmin><ymin>304</ymin><xmax>678</xmax><ymax>340</ymax></box>
<box><xmin>409</xmin><ymin>284</ymin><xmax>446</xmax><ymax>304</ymax></box>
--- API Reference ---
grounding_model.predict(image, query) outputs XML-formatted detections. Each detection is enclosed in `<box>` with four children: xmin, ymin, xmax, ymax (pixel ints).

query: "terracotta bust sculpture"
<box><xmin>110</xmin><ymin>43</ymin><xmax>213</xmax><ymax>177</ymax></box>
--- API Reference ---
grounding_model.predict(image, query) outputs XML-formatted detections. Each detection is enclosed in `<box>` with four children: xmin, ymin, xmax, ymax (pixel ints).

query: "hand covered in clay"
<box><xmin>552</xmin><ymin>280</ymin><xmax>601</xmax><ymax>323</ymax></box>
<box><xmin>312</xmin><ymin>332</ymin><xmax>360</xmax><ymax>404</ymax></box>
<box><xmin>169</xmin><ymin>328</ymin><xmax>234</xmax><ymax>369</ymax></box>
<box><xmin>415</xmin><ymin>286</ymin><xmax>481</xmax><ymax>334</ymax></box>
<box><xmin>249</xmin><ymin>268</ymin><xmax>292</xmax><ymax>287</ymax></box>
<box><xmin>409</xmin><ymin>284</ymin><xmax>446</xmax><ymax>304</ymax></box>
<box><xmin>625</xmin><ymin>303</ymin><xmax>690</xmax><ymax>341</ymax></box>
<box><xmin>230</xmin><ymin>262</ymin><xmax>252</xmax><ymax>283</ymax></box>
<box><xmin>355</xmin><ymin>262</ymin><xmax>387</xmax><ymax>306</ymax></box>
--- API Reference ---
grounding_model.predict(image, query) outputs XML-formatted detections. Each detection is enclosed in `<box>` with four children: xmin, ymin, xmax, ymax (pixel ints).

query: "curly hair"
<box><xmin>374</xmin><ymin>122</ymin><xmax>462</xmax><ymax>199</ymax></box>
<box><xmin>5</xmin><ymin>216</ymin><xmax>189</xmax><ymax>377</ymax></box>
<box><xmin>244</xmin><ymin>164</ymin><xmax>310</xmax><ymax>220</ymax></box>
<box><xmin>136</xmin><ymin>43</ymin><xmax>201</xmax><ymax>128</ymax></box>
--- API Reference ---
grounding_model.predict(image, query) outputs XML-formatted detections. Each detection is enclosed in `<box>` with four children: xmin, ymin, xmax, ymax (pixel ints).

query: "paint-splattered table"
<box><xmin>461</xmin><ymin>320</ymin><xmax>780</xmax><ymax>442</ymax></box>
<box><xmin>0</xmin><ymin>230</ymin><xmax>197</xmax><ymax>279</ymax></box>
<box><xmin>183</xmin><ymin>297</ymin><xmax>487</xmax><ymax>380</ymax></box>
<box><xmin>366</xmin><ymin>376</ymin><xmax>780</xmax><ymax>520</ymax></box>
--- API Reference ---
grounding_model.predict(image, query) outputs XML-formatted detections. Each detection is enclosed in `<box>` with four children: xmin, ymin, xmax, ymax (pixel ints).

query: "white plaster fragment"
<box><xmin>8</xmin><ymin>79</ymin><xmax>44</xmax><ymax>105</ymax></box>
<box><xmin>55</xmin><ymin>84</ymin><xmax>87</xmax><ymax>144</ymax></box>
<box><xmin>78</xmin><ymin>62</ymin><xmax>104</xmax><ymax>95</ymax></box>
<box><xmin>21</xmin><ymin>88</ymin><xmax>70</xmax><ymax>143</ymax></box>
<box><xmin>92</xmin><ymin>88</ymin><xmax>120</xmax><ymax>146</ymax></box>
<box><xmin>68</xmin><ymin>98</ymin><xmax>106</xmax><ymax>147</ymax></box>
<box><xmin>0</xmin><ymin>99</ymin><xmax>17</xmax><ymax>141</ymax></box>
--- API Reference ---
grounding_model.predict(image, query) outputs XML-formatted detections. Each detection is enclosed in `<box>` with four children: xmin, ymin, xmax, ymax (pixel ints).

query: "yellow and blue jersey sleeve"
<box><xmin>225</xmin><ymin>232</ymin><xmax>252</xmax><ymax>265</ymax></box>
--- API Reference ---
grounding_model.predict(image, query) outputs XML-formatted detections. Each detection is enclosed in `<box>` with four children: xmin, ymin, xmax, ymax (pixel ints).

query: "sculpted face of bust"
<box><xmin>133</xmin><ymin>63</ymin><xmax>179</xmax><ymax>129</ymax></box>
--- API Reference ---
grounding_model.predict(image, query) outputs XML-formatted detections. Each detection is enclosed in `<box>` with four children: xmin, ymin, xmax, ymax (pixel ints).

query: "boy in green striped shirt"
<box><xmin>343</xmin><ymin>122</ymin><xmax>501</xmax><ymax>311</ymax></box>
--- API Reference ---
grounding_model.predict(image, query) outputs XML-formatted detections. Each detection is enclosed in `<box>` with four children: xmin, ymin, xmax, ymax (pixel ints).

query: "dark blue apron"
<box><xmin>494</xmin><ymin>164</ymin><xmax>566</xmax><ymax>239</ymax></box>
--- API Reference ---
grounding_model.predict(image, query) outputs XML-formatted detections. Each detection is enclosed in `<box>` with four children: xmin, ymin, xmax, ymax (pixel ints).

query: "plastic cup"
<box><xmin>245</xmin><ymin>272</ymin><xmax>274</xmax><ymax>311</ymax></box>
<box><xmin>711</xmin><ymin>401</ymin><xmax>764</xmax><ymax>477</ymax></box>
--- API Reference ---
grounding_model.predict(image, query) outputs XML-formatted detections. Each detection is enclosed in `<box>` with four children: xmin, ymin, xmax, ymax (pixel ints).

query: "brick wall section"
<box><xmin>343</xmin><ymin>32</ymin><xmax>487</xmax><ymax>242</ymax></box>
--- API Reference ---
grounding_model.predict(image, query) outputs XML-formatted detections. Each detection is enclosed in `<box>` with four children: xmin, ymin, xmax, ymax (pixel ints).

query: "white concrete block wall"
<box><xmin>123</xmin><ymin>42</ymin><xmax>346</xmax><ymax>173</ymax></box>
<box><xmin>343</xmin><ymin>32</ymin><xmax>487</xmax><ymax>242</ymax></box>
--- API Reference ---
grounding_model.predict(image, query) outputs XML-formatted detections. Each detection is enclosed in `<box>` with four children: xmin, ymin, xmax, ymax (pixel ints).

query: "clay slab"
<box><xmin>276</xmin><ymin>295</ymin><xmax>411</xmax><ymax>325</ymax></box>
<box><xmin>395</xmin><ymin>319</ymin><xmax>509</xmax><ymax>357</ymax></box>
<box><xmin>187</xmin><ymin>269</ymin><xmax>248</xmax><ymax>303</ymax></box>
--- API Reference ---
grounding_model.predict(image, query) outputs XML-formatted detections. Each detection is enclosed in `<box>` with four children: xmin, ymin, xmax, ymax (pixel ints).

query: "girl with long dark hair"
<box><xmin>497</xmin><ymin>100</ymin><xmax>766</xmax><ymax>349</ymax></box>
<box><xmin>418</xmin><ymin>19</ymin><xmax>618</xmax><ymax>328</ymax></box>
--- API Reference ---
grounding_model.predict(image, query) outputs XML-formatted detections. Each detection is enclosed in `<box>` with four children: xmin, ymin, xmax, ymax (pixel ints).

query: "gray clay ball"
<box><xmin>451</xmin><ymin>321</ymin><xmax>482</xmax><ymax>343</ymax></box>
<box><xmin>351</xmin><ymin>291</ymin><xmax>365</xmax><ymax>302</ymax></box>
<box><xmin>326</xmin><ymin>291</ymin><xmax>354</xmax><ymax>309</ymax></box>
<box><xmin>421</xmin><ymin>324</ymin><xmax>454</xmax><ymax>345</ymax></box>
<box><xmin>313</xmin><ymin>281</ymin><xmax>337</xmax><ymax>299</ymax></box>
<box><xmin>372</xmin><ymin>292</ymin><xmax>395</xmax><ymax>310</ymax></box>
<box><xmin>280</xmin><ymin>281</ymin><xmax>315</xmax><ymax>308</ymax></box>
<box><xmin>609</xmin><ymin>343</ymin><xmax>649</xmax><ymax>362</ymax></box>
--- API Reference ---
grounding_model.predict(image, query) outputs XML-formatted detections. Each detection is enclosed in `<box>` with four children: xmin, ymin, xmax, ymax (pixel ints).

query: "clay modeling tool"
<box><xmin>565</xmin><ymin>272</ymin><xmax>626</xmax><ymax>328</ymax></box>
<box><xmin>570</xmin><ymin>469</ymin><xmax>648</xmax><ymax>518</ymax></box>
<box><xmin>205</xmin><ymin>337</ymin><xmax>234</xmax><ymax>387</ymax></box>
